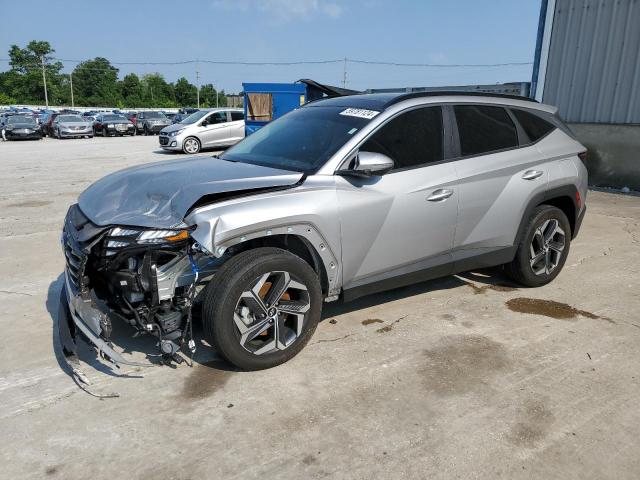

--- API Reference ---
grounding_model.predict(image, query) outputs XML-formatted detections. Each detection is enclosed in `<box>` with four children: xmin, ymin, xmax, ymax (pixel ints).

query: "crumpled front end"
<box><xmin>59</xmin><ymin>204</ymin><xmax>222</xmax><ymax>370</ymax></box>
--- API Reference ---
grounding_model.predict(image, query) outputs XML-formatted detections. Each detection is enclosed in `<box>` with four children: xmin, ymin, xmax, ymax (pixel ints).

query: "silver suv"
<box><xmin>59</xmin><ymin>92</ymin><xmax>588</xmax><ymax>371</ymax></box>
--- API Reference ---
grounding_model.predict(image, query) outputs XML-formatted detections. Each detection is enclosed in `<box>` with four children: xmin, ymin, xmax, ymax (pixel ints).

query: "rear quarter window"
<box><xmin>454</xmin><ymin>105</ymin><xmax>518</xmax><ymax>157</ymax></box>
<box><xmin>512</xmin><ymin>108</ymin><xmax>556</xmax><ymax>143</ymax></box>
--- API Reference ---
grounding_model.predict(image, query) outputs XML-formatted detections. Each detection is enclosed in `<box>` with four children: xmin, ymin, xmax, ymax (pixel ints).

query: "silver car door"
<box><xmin>199</xmin><ymin>111</ymin><xmax>230</xmax><ymax>147</ymax></box>
<box><xmin>227</xmin><ymin>110</ymin><xmax>246</xmax><ymax>144</ymax></box>
<box><xmin>337</xmin><ymin>105</ymin><xmax>458</xmax><ymax>294</ymax></box>
<box><xmin>451</xmin><ymin>104</ymin><xmax>549</xmax><ymax>264</ymax></box>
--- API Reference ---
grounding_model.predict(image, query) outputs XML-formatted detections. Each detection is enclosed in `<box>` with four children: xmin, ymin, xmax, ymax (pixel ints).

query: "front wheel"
<box><xmin>202</xmin><ymin>248</ymin><xmax>322</xmax><ymax>370</ymax></box>
<box><xmin>182</xmin><ymin>136</ymin><xmax>201</xmax><ymax>154</ymax></box>
<box><xmin>505</xmin><ymin>205</ymin><xmax>571</xmax><ymax>287</ymax></box>
<box><xmin>143</xmin><ymin>125</ymin><xmax>149</xmax><ymax>136</ymax></box>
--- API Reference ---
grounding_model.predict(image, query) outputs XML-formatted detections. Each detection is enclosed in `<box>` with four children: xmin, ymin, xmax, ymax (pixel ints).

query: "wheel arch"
<box><xmin>515</xmin><ymin>185</ymin><xmax>579</xmax><ymax>247</ymax></box>
<box><xmin>223</xmin><ymin>234</ymin><xmax>330</xmax><ymax>295</ymax></box>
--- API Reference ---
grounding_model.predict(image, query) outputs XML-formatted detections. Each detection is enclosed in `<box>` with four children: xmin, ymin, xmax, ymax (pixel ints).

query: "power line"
<box><xmin>0</xmin><ymin>57</ymin><xmax>533</xmax><ymax>68</ymax></box>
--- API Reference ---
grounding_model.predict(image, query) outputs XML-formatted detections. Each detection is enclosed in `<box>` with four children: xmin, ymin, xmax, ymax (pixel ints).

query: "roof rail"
<box><xmin>385</xmin><ymin>90</ymin><xmax>538</xmax><ymax>107</ymax></box>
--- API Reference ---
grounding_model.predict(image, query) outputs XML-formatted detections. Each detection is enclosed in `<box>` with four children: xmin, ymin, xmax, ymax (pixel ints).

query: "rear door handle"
<box><xmin>522</xmin><ymin>170</ymin><xmax>544</xmax><ymax>180</ymax></box>
<box><xmin>427</xmin><ymin>189</ymin><xmax>454</xmax><ymax>202</ymax></box>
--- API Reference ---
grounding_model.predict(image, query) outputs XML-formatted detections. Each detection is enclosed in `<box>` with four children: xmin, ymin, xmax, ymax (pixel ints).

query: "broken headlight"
<box><xmin>105</xmin><ymin>227</ymin><xmax>190</xmax><ymax>253</ymax></box>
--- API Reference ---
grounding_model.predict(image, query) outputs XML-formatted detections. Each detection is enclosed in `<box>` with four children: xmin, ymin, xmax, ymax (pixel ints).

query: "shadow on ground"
<box><xmin>46</xmin><ymin>267</ymin><xmax>518</xmax><ymax>382</ymax></box>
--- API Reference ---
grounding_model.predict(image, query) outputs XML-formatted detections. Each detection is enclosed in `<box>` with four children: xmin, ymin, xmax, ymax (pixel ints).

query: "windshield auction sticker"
<box><xmin>339</xmin><ymin>108</ymin><xmax>380</xmax><ymax>119</ymax></box>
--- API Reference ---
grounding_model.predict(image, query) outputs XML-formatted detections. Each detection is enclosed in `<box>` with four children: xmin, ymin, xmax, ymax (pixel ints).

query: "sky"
<box><xmin>0</xmin><ymin>0</ymin><xmax>543</xmax><ymax>94</ymax></box>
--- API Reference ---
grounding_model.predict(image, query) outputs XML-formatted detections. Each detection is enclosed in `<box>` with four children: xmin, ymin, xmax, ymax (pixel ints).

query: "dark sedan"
<box><xmin>1</xmin><ymin>115</ymin><xmax>43</xmax><ymax>141</ymax></box>
<box><xmin>93</xmin><ymin>114</ymin><xmax>136</xmax><ymax>137</ymax></box>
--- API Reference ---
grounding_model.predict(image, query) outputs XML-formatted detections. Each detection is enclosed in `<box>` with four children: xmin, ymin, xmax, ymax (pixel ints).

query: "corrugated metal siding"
<box><xmin>543</xmin><ymin>0</ymin><xmax>640</xmax><ymax>123</ymax></box>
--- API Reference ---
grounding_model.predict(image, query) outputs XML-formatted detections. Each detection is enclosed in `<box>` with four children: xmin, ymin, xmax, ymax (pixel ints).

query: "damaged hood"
<box><xmin>78</xmin><ymin>157</ymin><xmax>303</xmax><ymax>228</ymax></box>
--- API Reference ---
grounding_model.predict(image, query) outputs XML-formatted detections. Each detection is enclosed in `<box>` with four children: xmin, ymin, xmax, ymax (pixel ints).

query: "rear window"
<box><xmin>512</xmin><ymin>109</ymin><xmax>555</xmax><ymax>142</ymax></box>
<box><xmin>454</xmin><ymin>105</ymin><xmax>518</xmax><ymax>157</ymax></box>
<box><xmin>231</xmin><ymin>111</ymin><xmax>244</xmax><ymax>121</ymax></box>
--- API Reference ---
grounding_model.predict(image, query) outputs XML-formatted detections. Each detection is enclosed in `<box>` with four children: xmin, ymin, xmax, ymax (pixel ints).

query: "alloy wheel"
<box><xmin>183</xmin><ymin>138</ymin><xmax>199</xmax><ymax>154</ymax></box>
<box><xmin>529</xmin><ymin>218</ymin><xmax>565</xmax><ymax>275</ymax></box>
<box><xmin>233</xmin><ymin>271</ymin><xmax>310</xmax><ymax>355</ymax></box>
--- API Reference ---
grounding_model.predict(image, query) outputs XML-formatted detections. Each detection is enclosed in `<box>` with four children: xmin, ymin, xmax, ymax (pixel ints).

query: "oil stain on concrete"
<box><xmin>506</xmin><ymin>297</ymin><xmax>615</xmax><ymax>323</ymax></box>
<box><xmin>420</xmin><ymin>335</ymin><xmax>510</xmax><ymax>396</ymax></box>
<box><xmin>7</xmin><ymin>200</ymin><xmax>53</xmax><ymax>208</ymax></box>
<box><xmin>508</xmin><ymin>398</ymin><xmax>555</xmax><ymax>448</ymax></box>
<box><xmin>180</xmin><ymin>360</ymin><xmax>234</xmax><ymax>400</ymax></box>
<box><xmin>467</xmin><ymin>283</ymin><xmax>517</xmax><ymax>294</ymax></box>
<box><xmin>362</xmin><ymin>318</ymin><xmax>384</xmax><ymax>326</ymax></box>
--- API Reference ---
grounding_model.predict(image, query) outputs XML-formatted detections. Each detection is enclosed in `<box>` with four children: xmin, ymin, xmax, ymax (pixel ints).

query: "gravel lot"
<box><xmin>1</xmin><ymin>136</ymin><xmax>640</xmax><ymax>479</ymax></box>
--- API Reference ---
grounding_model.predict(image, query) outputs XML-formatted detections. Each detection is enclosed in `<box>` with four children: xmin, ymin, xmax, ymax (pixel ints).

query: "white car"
<box><xmin>159</xmin><ymin>108</ymin><xmax>245</xmax><ymax>154</ymax></box>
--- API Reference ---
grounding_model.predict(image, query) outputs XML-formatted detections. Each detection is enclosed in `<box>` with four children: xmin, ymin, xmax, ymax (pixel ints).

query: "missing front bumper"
<box><xmin>58</xmin><ymin>271</ymin><xmax>154</xmax><ymax>368</ymax></box>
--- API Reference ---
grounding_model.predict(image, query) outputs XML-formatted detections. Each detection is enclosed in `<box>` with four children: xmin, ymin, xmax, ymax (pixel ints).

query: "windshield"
<box><xmin>102</xmin><ymin>115</ymin><xmax>128</xmax><ymax>122</ymax></box>
<box><xmin>58</xmin><ymin>115</ymin><xmax>84</xmax><ymax>122</ymax></box>
<box><xmin>145</xmin><ymin>111</ymin><xmax>166</xmax><ymax>119</ymax></box>
<box><xmin>179</xmin><ymin>110</ymin><xmax>207</xmax><ymax>125</ymax></box>
<box><xmin>221</xmin><ymin>106</ymin><xmax>374</xmax><ymax>173</ymax></box>
<box><xmin>8</xmin><ymin>115</ymin><xmax>36</xmax><ymax>125</ymax></box>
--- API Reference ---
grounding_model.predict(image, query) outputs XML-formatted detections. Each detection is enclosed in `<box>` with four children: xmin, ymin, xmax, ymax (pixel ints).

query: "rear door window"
<box><xmin>511</xmin><ymin>108</ymin><xmax>555</xmax><ymax>143</ymax></box>
<box><xmin>231</xmin><ymin>111</ymin><xmax>244</xmax><ymax>121</ymax></box>
<box><xmin>361</xmin><ymin>106</ymin><xmax>444</xmax><ymax>170</ymax></box>
<box><xmin>454</xmin><ymin>105</ymin><xmax>518</xmax><ymax>157</ymax></box>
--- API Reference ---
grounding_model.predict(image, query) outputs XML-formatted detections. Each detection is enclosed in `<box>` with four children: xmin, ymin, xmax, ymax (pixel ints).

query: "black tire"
<box><xmin>202</xmin><ymin>247</ymin><xmax>322</xmax><ymax>370</ymax></box>
<box><xmin>505</xmin><ymin>205</ymin><xmax>571</xmax><ymax>287</ymax></box>
<box><xmin>102</xmin><ymin>128</ymin><xmax>108</xmax><ymax>138</ymax></box>
<box><xmin>143</xmin><ymin>125</ymin><xmax>149</xmax><ymax>136</ymax></box>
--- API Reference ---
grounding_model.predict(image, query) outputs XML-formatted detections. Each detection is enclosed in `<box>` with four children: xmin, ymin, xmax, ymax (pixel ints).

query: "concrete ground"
<box><xmin>1</xmin><ymin>136</ymin><xmax>639</xmax><ymax>479</ymax></box>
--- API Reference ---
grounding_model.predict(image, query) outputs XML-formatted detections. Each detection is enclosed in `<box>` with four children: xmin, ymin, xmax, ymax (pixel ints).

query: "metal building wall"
<box><xmin>541</xmin><ymin>0</ymin><xmax>640</xmax><ymax>123</ymax></box>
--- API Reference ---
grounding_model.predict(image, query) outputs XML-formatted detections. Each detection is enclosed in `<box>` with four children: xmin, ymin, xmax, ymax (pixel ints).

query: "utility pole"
<box><xmin>342</xmin><ymin>57</ymin><xmax>347</xmax><ymax>89</ymax></box>
<box><xmin>196</xmin><ymin>60</ymin><xmax>200</xmax><ymax>108</ymax></box>
<box><xmin>69</xmin><ymin>73</ymin><xmax>74</xmax><ymax>108</ymax></box>
<box><xmin>41</xmin><ymin>56</ymin><xmax>49</xmax><ymax>108</ymax></box>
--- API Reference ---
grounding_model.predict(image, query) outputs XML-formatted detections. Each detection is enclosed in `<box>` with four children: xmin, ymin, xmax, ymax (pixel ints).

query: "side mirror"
<box><xmin>339</xmin><ymin>151</ymin><xmax>394</xmax><ymax>178</ymax></box>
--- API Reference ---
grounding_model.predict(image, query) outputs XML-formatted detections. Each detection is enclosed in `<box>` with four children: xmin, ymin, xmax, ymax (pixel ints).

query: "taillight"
<box><xmin>575</xmin><ymin>191</ymin><xmax>582</xmax><ymax>209</ymax></box>
<box><xmin>578</xmin><ymin>151</ymin><xmax>588</xmax><ymax>163</ymax></box>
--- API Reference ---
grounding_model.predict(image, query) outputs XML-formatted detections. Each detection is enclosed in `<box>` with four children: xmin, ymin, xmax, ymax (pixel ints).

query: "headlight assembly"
<box><xmin>107</xmin><ymin>227</ymin><xmax>190</xmax><ymax>249</ymax></box>
<box><xmin>169</xmin><ymin>129</ymin><xmax>184</xmax><ymax>137</ymax></box>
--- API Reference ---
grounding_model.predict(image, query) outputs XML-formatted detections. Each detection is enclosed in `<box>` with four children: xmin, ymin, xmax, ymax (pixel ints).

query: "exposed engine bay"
<box><xmin>61</xmin><ymin>204</ymin><xmax>222</xmax><ymax>367</ymax></box>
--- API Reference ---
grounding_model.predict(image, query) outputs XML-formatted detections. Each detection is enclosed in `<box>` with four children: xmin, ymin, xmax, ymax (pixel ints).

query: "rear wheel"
<box><xmin>143</xmin><ymin>125</ymin><xmax>149</xmax><ymax>136</ymax></box>
<box><xmin>506</xmin><ymin>205</ymin><xmax>571</xmax><ymax>287</ymax></box>
<box><xmin>182</xmin><ymin>136</ymin><xmax>201</xmax><ymax>154</ymax></box>
<box><xmin>102</xmin><ymin>128</ymin><xmax>108</xmax><ymax>137</ymax></box>
<box><xmin>202</xmin><ymin>248</ymin><xmax>322</xmax><ymax>370</ymax></box>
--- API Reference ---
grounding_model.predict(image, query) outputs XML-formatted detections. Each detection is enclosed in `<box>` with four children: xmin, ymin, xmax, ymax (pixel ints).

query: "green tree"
<box><xmin>199</xmin><ymin>84</ymin><xmax>227</xmax><ymax>107</ymax></box>
<box><xmin>120</xmin><ymin>73</ymin><xmax>144</xmax><ymax>107</ymax></box>
<box><xmin>142</xmin><ymin>73</ymin><xmax>175</xmax><ymax>107</ymax></box>
<box><xmin>7</xmin><ymin>40</ymin><xmax>64</xmax><ymax>104</ymax></box>
<box><xmin>174</xmin><ymin>77</ymin><xmax>197</xmax><ymax>107</ymax></box>
<box><xmin>72</xmin><ymin>57</ymin><xmax>120</xmax><ymax>106</ymax></box>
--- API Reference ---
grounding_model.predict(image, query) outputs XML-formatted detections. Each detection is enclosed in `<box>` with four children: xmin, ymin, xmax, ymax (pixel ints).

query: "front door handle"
<box><xmin>522</xmin><ymin>170</ymin><xmax>544</xmax><ymax>180</ymax></box>
<box><xmin>427</xmin><ymin>189</ymin><xmax>454</xmax><ymax>202</ymax></box>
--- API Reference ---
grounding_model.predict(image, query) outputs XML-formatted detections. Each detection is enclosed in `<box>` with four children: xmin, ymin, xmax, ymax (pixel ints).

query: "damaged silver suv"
<box><xmin>60</xmin><ymin>92</ymin><xmax>588</xmax><ymax>371</ymax></box>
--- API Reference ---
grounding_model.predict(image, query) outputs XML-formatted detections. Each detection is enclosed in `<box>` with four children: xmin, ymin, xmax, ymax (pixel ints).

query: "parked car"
<box><xmin>124</xmin><ymin>112</ymin><xmax>137</xmax><ymax>127</ymax></box>
<box><xmin>40</xmin><ymin>112</ymin><xmax>61</xmax><ymax>137</ymax></box>
<box><xmin>164</xmin><ymin>112</ymin><xmax>177</xmax><ymax>122</ymax></box>
<box><xmin>135</xmin><ymin>111</ymin><xmax>170</xmax><ymax>135</ymax></box>
<box><xmin>158</xmin><ymin>108</ymin><xmax>245</xmax><ymax>153</ymax></box>
<box><xmin>59</xmin><ymin>92</ymin><xmax>588</xmax><ymax>371</ymax></box>
<box><xmin>1</xmin><ymin>114</ymin><xmax>43</xmax><ymax>141</ymax></box>
<box><xmin>171</xmin><ymin>113</ymin><xmax>189</xmax><ymax>124</ymax></box>
<box><xmin>51</xmin><ymin>114</ymin><xmax>94</xmax><ymax>139</ymax></box>
<box><xmin>93</xmin><ymin>113</ymin><xmax>136</xmax><ymax>137</ymax></box>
